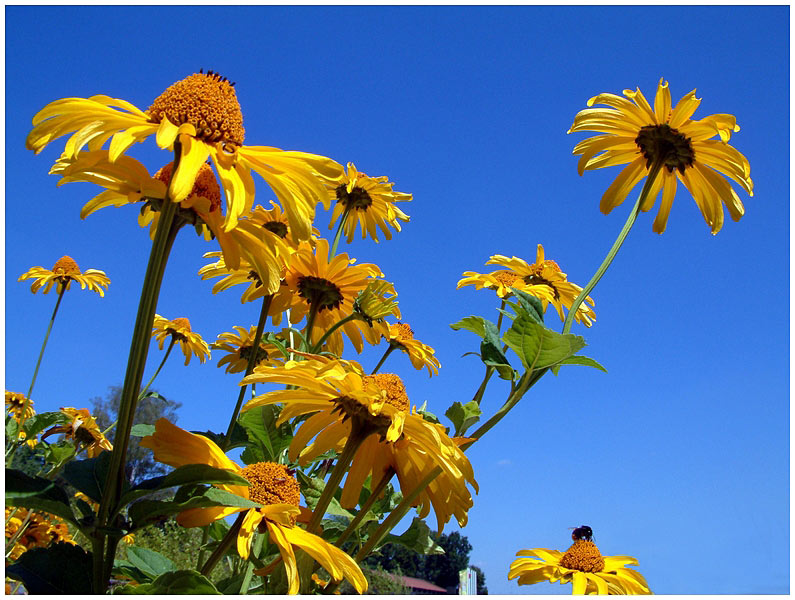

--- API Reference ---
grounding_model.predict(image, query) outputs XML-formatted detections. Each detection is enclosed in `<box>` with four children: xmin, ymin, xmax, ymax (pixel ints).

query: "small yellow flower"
<box><xmin>213</xmin><ymin>326</ymin><xmax>286</xmax><ymax>374</ymax></box>
<box><xmin>509</xmin><ymin>538</ymin><xmax>651</xmax><ymax>595</ymax></box>
<box><xmin>140</xmin><ymin>419</ymin><xmax>368</xmax><ymax>595</ymax></box>
<box><xmin>18</xmin><ymin>256</ymin><xmax>110</xmax><ymax>296</ymax></box>
<box><xmin>5</xmin><ymin>507</ymin><xmax>76</xmax><ymax>561</ymax></box>
<box><xmin>458</xmin><ymin>244</ymin><xmax>595</xmax><ymax>327</ymax></box>
<box><xmin>569</xmin><ymin>78</ymin><xmax>753</xmax><ymax>234</ymax></box>
<box><xmin>354</xmin><ymin>280</ymin><xmax>401</xmax><ymax>324</ymax></box>
<box><xmin>326</xmin><ymin>162</ymin><xmax>411</xmax><ymax>243</ymax></box>
<box><xmin>6</xmin><ymin>391</ymin><xmax>34</xmax><ymax>424</ymax></box>
<box><xmin>42</xmin><ymin>407</ymin><xmax>113</xmax><ymax>458</ymax></box>
<box><xmin>151</xmin><ymin>315</ymin><xmax>211</xmax><ymax>365</ymax></box>
<box><xmin>385</xmin><ymin>323</ymin><xmax>441</xmax><ymax>376</ymax></box>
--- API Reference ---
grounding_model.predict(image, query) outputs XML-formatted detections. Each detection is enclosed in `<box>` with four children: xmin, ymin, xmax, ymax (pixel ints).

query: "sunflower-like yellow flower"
<box><xmin>568</xmin><ymin>78</ymin><xmax>753</xmax><ymax>234</ymax></box>
<box><xmin>213</xmin><ymin>326</ymin><xmax>286</xmax><ymax>374</ymax></box>
<box><xmin>5</xmin><ymin>507</ymin><xmax>76</xmax><ymax>561</ymax></box>
<box><xmin>326</xmin><ymin>163</ymin><xmax>411</xmax><ymax>243</ymax></box>
<box><xmin>41</xmin><ymin>407</ymin><xmax>113</xmax><ymax>458</ymax></box>
<box><xmin>509</xmin><ymin>539</ymin><xmax>651</xmax><ymax>595</ymax></box>
<box><xmin>284</xmin><ymin>239</ymin><xmax>388</xmax><ymax>355</ymax></box>
<box><xmin>26</xmin><ymin>71</ymin><xmax>344</xmax><ymax>239</ymax></box>
<box><xmin>241</xmin><ymin>356</ymin><xmax>478</xmax><ymax>532</ymax></box>
<box><xmin>140</xmin><ymin>419</ymin><xmax>367</xmax><ymax>595</ymax></box>
<box><xmin>5</xmin><ymin>391</ymin><xmax>34</xmax><ymax>424</ymax></box>
<box><xmin>247</xmin><ymin>201</ymin><xmax>320</xmax><ymax>250</ymax></box>
<box><xmin>457</xmin><ymin>244</ymin><xmax>595</xmax><ymax>327</ymax></box>
<box><xmin>19</xmin><ymin>256</ymin><xmax>110</xmax><ymax>297</ymax></box>
<box><xmin>384</xmin><ymin>323</ymin><xmax>441</xmax><ymax>376</ymax></box>
<box><xmin>151</xmin><ymin>315</ymin><xmax>211</xmax><ymax>365</ymax></box>
<box><xmin>49</xmin><ymin>151</ymin><xmax>288</xmax><ymax>291</ymax></box>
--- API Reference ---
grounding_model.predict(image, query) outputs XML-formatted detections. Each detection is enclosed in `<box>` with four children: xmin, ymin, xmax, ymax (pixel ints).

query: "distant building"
<box><xmin>381</xmin><ymin>572</ymin><xmax>448</xmax><ymax>595</ymax></box>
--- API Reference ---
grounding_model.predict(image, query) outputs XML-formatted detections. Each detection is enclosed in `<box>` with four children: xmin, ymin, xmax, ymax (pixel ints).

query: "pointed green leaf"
<box><xmin>127</xmin><ymin>487</ymin><xmax>259</xmax><ymax>531</ymax></box>
<box><xmin>5</xmin><ymin>469</ymin><xmax>77</xmax><ymax>526</ymax></box>
<box><xmin>6</xmin><ymin>543</ymin><xmax>93</xmax><ymax>594</ymax></box>
<box><xmin>239</xmin><ymin>404</ymin><xmax>292</xmax><ymax>464</ymax></box>
<box><xmin>124</xmin><ymin>546</ymin><xmax>176</xmax><ymax>578</ymax></box>
<box><xmin>113</xmin><ymin>570</ymin><xmax>221</xmax><ymax>594</ymax></box>
<box><xmin>553</xmin><ymin>355</ymin><xmax>607</xmax><ymax>374</ymax></box>
<box><xmin>297</xmin><ymin>472</ymin><xmax>353</xmax><ymax>518</ymax></box>
<box><xmin>509</xmin><ymin>287</ymin><xmax>545</xmax><ymax>323</ymax></box>
<box><xmin>503</xmin><ymin>314</ymin><xmax>585</xmax><ymax>371</ymax></box>
<box><xmin>445</xmin><ymin>401</ymin><xmax>482</xmax><ymax>436</ymax></box>
<box><xmin>130</xmin><ymin>423</ymin><xmax>155</xmax><ymax>437</ymax></box>
<box><xmin>21</xmin><ymin>411</ymin><xmax>70</xmax><ymax>439</ymax></box>
<box><xmin>450</xmin><ymin>316</ymin><xmax>492</xmax><ymax>338</ymax></box>
<box><xmin>61</xmin><ymin>451</ymin><xmax>112</xmax><ymax>503</ymax></box>
<box><xmin>381</xmin><ymin>517</ymin><xmax>444</xmax><ymax>555</ymax></box>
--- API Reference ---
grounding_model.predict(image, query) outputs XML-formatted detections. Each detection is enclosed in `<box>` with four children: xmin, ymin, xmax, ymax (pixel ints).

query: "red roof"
<box><xmin>383</xmin><ymin>573</ymin><xmax>447</xmax><ymax>593</ymax></box>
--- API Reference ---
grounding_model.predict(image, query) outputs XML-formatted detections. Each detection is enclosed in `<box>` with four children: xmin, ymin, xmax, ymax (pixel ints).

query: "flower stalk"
<box><xmin>26</xmin><ymin>285</ymin><xmax>67</xmax><ymax>402</ymax></box>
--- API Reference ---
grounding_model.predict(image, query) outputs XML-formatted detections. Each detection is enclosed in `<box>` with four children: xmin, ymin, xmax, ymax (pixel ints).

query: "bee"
<box><xmin>570</xmin><ymin>525</ymin><xmax>593</xmax><ymax>542</ymax></box>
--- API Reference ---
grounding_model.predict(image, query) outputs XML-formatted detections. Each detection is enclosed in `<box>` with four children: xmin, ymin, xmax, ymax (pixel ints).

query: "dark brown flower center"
<box><xmin>336</xmin><ymin>184</ymin><xmax>373</xmax><ymax>211</ymax></box>
<box><xmin>262</xmin><ymin>221</ymin><xmax>289</xmax><ymax>238</ymax></box>
<box><xmin>635</xmin><ymin>123</ymin><xmax>695</xmax><ymax>174</ymax></box>
<box><xmin>147</xmin><ymin>71</ymin><xmax>245</xmax><ymax>148</ymax></box>
<box><xmin>559</xmin><ymin>540</ymin><xmax>605</xmax><ymax>573</ymax></box>
<box><xmin>297</xmin><ymin>275</ymin><xmax>343</xmax><ymax>311</ymax></box>
<box><xmin>239</xmin><ymin>343</ymin><xmax>269</xmax><ymax>366</ymax></box>
<box><xmin>240</xmin><ymin>462</ymin><xmax>300</xmax><ymax>507</ymax></box>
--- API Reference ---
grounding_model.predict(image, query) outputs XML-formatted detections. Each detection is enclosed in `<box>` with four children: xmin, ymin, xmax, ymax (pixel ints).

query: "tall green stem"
<box><xmin>329</xmin><ymin>206</ymin><xmax>351</xmax><ymax>259</ymax></box>
<box><xmin>303</xmin><ymin>302</ymin><xmax>320</xmax><ymax>352</ymax></box>
<box><xmin>221</xmin><ymin>294</ymin><xmax>273</xmax><ymax>451</ymax></box>
<box><xmin>200</xmin><ymin>511</ymin><xmax>246</xmax><ymax>576</ymax></box>
<box><xmin>562</xmin><ymin>162</ymin><xmax>663</xmax><ymax>335</ymax></box>
<box><xmin>371</xmin><ymin>345</ymin><xmax>396</xmax><ymax>375</ymax></box>
<box><xmin>138</xmin><ymin>337</ymin><xmax>176</xmax><ymax>400</ymax></box>
<box><xmin>310</xmin><ymin>314</ymin><xmax>356</xmax><ymax>354</ymax></box>
<box><xmin>26</xmin><ymin>285</ymin><xmax>66</xmax><ymax>401</ymax></box>
<box><xmin>239</xmin><ymin>533</ymin><xmax>264</xmax><ymax>593</ymax></box>
<box><xmin>334</xmin><ymin>469</ymin><xmax>394</xmax><ymax>547</ymax></box>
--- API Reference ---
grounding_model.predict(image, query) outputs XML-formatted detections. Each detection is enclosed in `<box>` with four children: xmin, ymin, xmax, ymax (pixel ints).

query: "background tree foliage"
<box><xmin>363</xmin><ymin>531</ymin><xmax>487</xmax><ymax>594</ymax></box>
<box><xmin>90</xmin><ymin>385</ymin><xmax>181</xmax><ymax>484</ymax></box>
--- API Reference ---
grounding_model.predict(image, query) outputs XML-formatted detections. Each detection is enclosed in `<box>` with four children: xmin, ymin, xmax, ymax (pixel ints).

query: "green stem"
<box><xmin>329</xmin><ymin>206</ymin><xmax>352</xmax><ymax>259</ymax></box>
<box><xmin>138</xmin><ymin>337</ymin><xmax>176</xmax><ymax>400</ymax></box>
<box><xmin>239</xmin><ymin>533</ymin><xmax>264</xmax><ymax>593</ymax></box>
<box><xmin>562</xmin><ymin>161</ymin><xmax>663</xmax><ymax>335</ymax></box>
<box><xmin>310</xmin><ymin>314</ymin><xmax>357</xmax><ymax>354</ymax></box>
<box><xmin>94</xmin><ymin>143</ymin><xmax>184</xmax><ymax>593</ymax></box>
<box><xmin>200</xmin><ymin>511</ymin><xmax>246</xmax><ymax>576</ymax></box>
<box><xmin>335</xmin><ymin>469</ymin><xmax>394</xmax><ymax>548</ymax></box>
<box><xmin>196</xmin><ymin>526</ymin><xmax>211</xmax><ymax>571</ymax></box>
<box><xmin>221</xmin><ymin>294</ymin><xmax>273</xmax><ymax>451</ymax></box>
<box><xmin>303</xmin><ymin>302</ymin><xmax>320</xmax><ymax>352</ymax></box>
<box><xmin>371</xmin><ymin>344</ymin><xmax>396</xmax><ymax>375</ymax></box>
<box><xmin>470</xmin><ymin>300</ymin><xmax>506</xmax><ymax>407</ymax></box>
<box><xmin>26</xmin><ymin>284</ymin><xmax>66</xmax><ymax>402</ymax></box>
<box><xmin>306</xmin><ymin>428</ymin><xmax>367</xmax><ymax>534</ymax></box>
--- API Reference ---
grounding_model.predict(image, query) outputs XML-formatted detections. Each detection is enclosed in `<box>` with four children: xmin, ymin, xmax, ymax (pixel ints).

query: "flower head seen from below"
<box><xmin>385</xmin><ymin>323</ymin><xmax>441</xmax><ymax>376</ymax></box>
<box><xmin>27</xmin><ymin>70</ymin><xmax>344</xmax><ymax>238</ymax></box>
<box><xmin>458</xmin><ymin>245</ymin><xmax>595</xmax><ymax>327</ymax></box>
<box><xmin>140</xmin><ymin>419</ymin><xmax>368</xmax><ymax>595</ymax></box>
<box><xmin>41</xmin><ymin>407</ymin><xmax>113</xmax><ymax>458</ymax></box>
<box><xmin>569</xmin><ymin>78</ymin><xmax>753</xmax><ymax>234</ymax></box>
<box><xmin>213</xmin><ymin>326</ymin><xmax>286</xmax><ymax>374</ymax></box>
<box><xmin>326</xmin><ymin>162</ymin><xmax>411</xmax><ymax>243</ymax></box>
<box><xmin>6</xmin><ymin>391</ymin><xmax>34</xmax><ymax>424</ymax></box>
<box><xmin>354</xmin><ymin>280</ymin><xmax>401</xmax><ymax>325</ymax></box>
<box><xmin>509</xmin><ymin>535</ymin><xmax>651</xmax><ymax>595</ymax></box>
<box><xmin>241</xmin><ymin>357</ymin><xmax>478</xmax><ymax>532</ymax></box>
<box><xmin>19</xmin><ymin>256</ymin><xmax>110</xmax><ymax>297</ymax></box>
<box><xmin>151</xmin><ymin>315</ymin><xmax>211</xmax><ymax>365</ymax></box>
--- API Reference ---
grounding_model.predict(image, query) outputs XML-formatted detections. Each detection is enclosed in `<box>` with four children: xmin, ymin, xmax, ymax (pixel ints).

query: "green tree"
<box><xmin>91</xmin><ymin>385</ymin><xmax>181</xmax><ymax>483</ymax></box>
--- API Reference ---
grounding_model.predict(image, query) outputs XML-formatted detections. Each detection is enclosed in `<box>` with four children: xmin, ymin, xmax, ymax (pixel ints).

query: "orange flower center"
<box><xmin>362</xmin><ymin>373</ymin><xmax>410</xmax><ymax>413</ymax></box>
<box><xmin>493</xmin><ymin>270</ymin><xmax>520</xmax><ymax>288</ymax></box>
<box><xmin>170</xmin><ymin>317</ymin><xmax>192</xmax><ymax>332</ymax></box>
<box><xmin>559</xmin><ymin>540</ymin><xmax>605</xmax><ymax>573</ymax></box>
<box><xmin>147</xmin><ymin>71</ymin><xmax>245</xmax><ymax>148</ymax></box>
<box><xmin>52</xmin><ymin>256</ymin><xmax>80</xmax><ymax>278</ymax></box>
<box><xmin>154</xmin><ymin>162</ymin><xmax>222</xmax><ymax>212</ymax></box>
<box><xmin>390</xmin><ymin>322</ymin><xmax>414</xmax><ymax>342</ymax></box>
<box><xmin>635</xmin><ymin>123</ymin><xmax>695</xmax><ymax>174</ymax></box>
<box><xmin>240</xmin><ymin>462</ymin><xmax>300</xmax><ymax>507</ymax></box>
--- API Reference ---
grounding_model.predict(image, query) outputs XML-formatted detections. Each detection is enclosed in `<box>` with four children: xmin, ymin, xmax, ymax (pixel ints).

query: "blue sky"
<box><xmin>5</xmin><ymin>5</ymin><xmax>789</xmax><ymax>594</ymax></box>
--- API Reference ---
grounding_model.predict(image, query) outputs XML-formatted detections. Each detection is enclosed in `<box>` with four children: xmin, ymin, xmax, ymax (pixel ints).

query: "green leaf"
<box><xmin>113</xmin><ymin>570</ymin><xmax>221</xmax><ymax>594</ymax></box>
<box><xmin>112</xmin><ymin>562</ymin><xmax>153</xmax><ymax>585</ymax></box>
<box><xmin>450</xmin><ymin>315</ymin><xmax>493</xmax><ymax>338</ymax></box>
<box><xmin>509</xmin><ymin>287</ymin><xmax>545</xmax><ymax>323</ymax></box>
<box><xmin>415</xmin><ymin>400</ymin><xmax>442</xmax><ymax>426</ymax></box>
<box><xmin>61</xmin><ymin>451</ymin><xmax>112</xmax><ymax>503</ymax></box>
<box><xmin>42</xmin><ymin>440</ymin><xmax>76</xmax><ymax>466</ymax></box>
<box><xmin>380</xmin><ymin>517</ymin><xmax>444</xmax><ymax>555</ymax></box>
<box><xmin>130</xmin><ymin>423</ymin><xmax>155</xmax><ymax>437</ymax></box>
<box><xmin>6</xmin><ymin>415</ymin><xmax>19</xmax><ymax>442</ymax></box>
<box><xmin>192</xmin><ymin>423</ymin><xmax>249</xmax><ymax>451</ymax></box>
<box><xmin>445</xmin><ymin>401</ymin><xmax>482</xmax><ymax>436</ymax></box>
<box><xmin>552</xmin><ymin>355</ymin><xmax>607</xmax><ymax>374</ymax></box>
<box><xmin>6</xmin><ymin>543</ymin><xmax>92</xmax><ymax>594</ymax></box>
<box><xmin>480</xmin><ymin>342</ymin><xmax>515</xmax><ymax>381</ymax></box>
<box><xmin>124</xmin><ymin>546</ymin><xmax>176</xmax><ymax>578</ymax></box>
<box><xmin>122</xmin><ymin>463</ymin><xmax>250</xmax><ymax>507</ymax></box>
<box><xmin>503</xmin><ymin>315</ymin><xmax>586</xmax><ymax>371</ymax></box>
<box><xmin>239</xmin><ymin>404</ymin><xmax>293</xmax><ymax>464</ymax></box>
<box><xmin>297</xmin><ymin>472</ymin><xmax>354</xmax><ymax>518</ymax></box>
<box><xmin>21</xmin><ymin>411</ymin><xmax>70</xmax><ymax>439</ymax></box>
<box><xmin>128</xmin><ymin>487</ymin><xmax>259</xmax><ymax>531</ymax></box>
<box><xmin>451</xmin><ymin>316</ymin><xmax>513</xmax><ymax>378</ymax></box>
<box><xmin>5</xmin><ymin>469</ymin><xmax>77</xmax><ymax>526</ymax></box>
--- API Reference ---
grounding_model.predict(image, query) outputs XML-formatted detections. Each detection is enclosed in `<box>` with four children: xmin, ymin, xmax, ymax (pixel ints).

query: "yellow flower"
<box><xmin>5</xmin><ymin>507</ymin><xmax>76</xmax><ymax>561</ymax></box>
<box><xmin>241</xmin><ymin>357</ymin><xmax>478</xmax><ymax>532</ymax></box>
<box><xmin>284</xmin><ymin>239</ymin><xmax>387</xmax><ymax>355</ymax></box>
<box><xmin>151</xmin><ymin>315</ymin><xmax>211</xmax><ymax>365</ymax></box>
<box><xmin>26</xmin><ymin>71</ymin><xmax>344</xmax><ymax>238</ymax></box>
<box><xmin>509</xmin><ymin>539</ymin><xmax>651</xmax><ymax>595</ymax></box>
<box><xmin>247</xmin><ymin>201</ymin><xmax>320</xmax><ymax>250</ymax></box>
<box><xmin>140</xmin><ymin>418</ymin><xmax>367</xmax><ymax>595</ymax></box>
<box><xmin>6</xmin><ymin>391</ymin><xmax>34</xmax><ymax>424</ymax></box>
<box><xmin>457</xmin><ymin>244</ymin><xmax>595</xmax><ymax>327</ymax></box>
<box><xmin>42</xmin><ymin>407</ymin><xmax>113</xmax><ymax>458</ymax></box>
<box><xmin>213</xmin><ymin>326</ymin><xmax>286</xmax><ymax>374</ymax></box>
<box><xmin>50</xmin><ymin>151</ymin><xmax>288</xmax><ymax>292</ymax></box>
<box><xmin>326</xmin><ymin>163</ymin><xmax>411</xmax><ymax>243</ymax></box>
<box><xmin>355</xmin><ymin>280</ymin><xmax>401</xmax><ymax>325</ymax></box>
<box><xmin>569</xmin><ymin>78</ymin><xmax>753</xmax><ymax>234</ymax></box>
<box><xmin>385</xmin><ymin>323</ymin><xmax>441</xmax><ymax>376</ymax></box>
<box><xmin>19</xmin><ymin>256</ymin><xmax>110</xmax><ymax>297</ymax></box>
